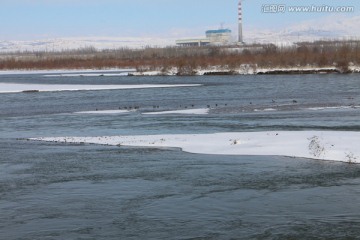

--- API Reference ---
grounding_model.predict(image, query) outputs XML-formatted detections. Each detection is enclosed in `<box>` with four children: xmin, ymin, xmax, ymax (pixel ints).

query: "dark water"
<box><xmin>1</xmin><ymin>73</ymin><xmax>360</xmax><ymax>239</ymax></box>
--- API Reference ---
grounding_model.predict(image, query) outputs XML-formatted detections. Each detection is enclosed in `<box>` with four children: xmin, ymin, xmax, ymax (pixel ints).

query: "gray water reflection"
<box><xmin>1</xmin><ymin>139</ymin><xmax>360</xmax><ymax>239</ymax></box>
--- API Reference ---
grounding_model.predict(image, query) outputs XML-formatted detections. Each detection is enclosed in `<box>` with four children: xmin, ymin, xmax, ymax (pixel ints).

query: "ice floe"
<box><xmin>30</xmin><ymin>131</ymin><xmax>360</xmax><ymax>163</ymax></box>
<box><xmin>0</xmin><ymin>83</ymin><xmax>201</xmax><ymax>93</ymax></box>
<box><xmin>143</xmin><ymin>108</ymin><xmax>209</xmax><ymax>115</ymax></box>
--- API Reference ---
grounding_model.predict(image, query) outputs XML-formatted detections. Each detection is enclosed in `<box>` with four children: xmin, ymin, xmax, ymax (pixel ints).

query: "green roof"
<box><xmin>206</xmin><ymin>29</ymin><xmax>232</xmax><ymax>34</ymax></box>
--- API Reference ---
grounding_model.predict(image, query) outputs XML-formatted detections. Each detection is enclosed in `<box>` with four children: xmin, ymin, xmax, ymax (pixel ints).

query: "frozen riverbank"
<box><xmin>131</xmin><ymin>65</ymin><xmax>360</xmax><ymax>76</ymax></box>
<box><xmin>1</xmin><ymin>65</ymin><xmax>358</xmax><ymax>77</ymax></box>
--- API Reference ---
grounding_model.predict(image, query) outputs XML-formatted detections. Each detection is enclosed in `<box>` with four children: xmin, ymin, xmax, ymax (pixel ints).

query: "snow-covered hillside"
<box><xmin>245</xmin><ymin>15</ymin><xmax>360</xmax><ymax>45</ymax></box>
<box><xmin>1</xmin><ymin>15</ymin><xmax>359</xmax><ymax>52</ymax></box>
<box><xmin>0</xmin><ymin>37</ymin><xmax>176</xmax><ymax>53</ymax></box>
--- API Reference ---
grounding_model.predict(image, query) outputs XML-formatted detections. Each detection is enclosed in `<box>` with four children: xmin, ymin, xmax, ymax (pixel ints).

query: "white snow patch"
<box><xmin>255</xmin><ymin>66</ymin><xmax>338</xmax><ymax>74</ymax></box>
<box><xmin>130</xmin><ymin>71</ymin><xmax>165</xmax><ymax>76</ymax></box>
<box><xmin>0</xmin><ymin>83</ymin><xmax>201</xmax><ymax>93</ymax></box>
<box><xmin>349</xmin><ymin>65</ymin><xmax>360</xmax><ymax>73</ymax></box>
<box><xmin>144</xmin><ymin>108</ymin><xmax>209</xmax><ymax>115</ymax></box>
<box><xmin>30</xmin><ymin>131</ymin><xmax>360</xmax><ymax>163</ymax></box>
<box><xmin>306</xmin><ymin>106</ymin><xmax>360</xmax><ymax>111</ymax></box>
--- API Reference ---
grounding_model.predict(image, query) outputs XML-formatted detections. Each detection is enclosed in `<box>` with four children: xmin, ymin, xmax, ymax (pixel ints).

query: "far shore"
<box><xmin>1</xmin><ymin>40</ymin><xmax>359</xmax><ymax>76</ymax></box>
<box><xmin>0</xmin><ymin>65</ymin><xmax>359</xmax><ymax>77</ymax></box>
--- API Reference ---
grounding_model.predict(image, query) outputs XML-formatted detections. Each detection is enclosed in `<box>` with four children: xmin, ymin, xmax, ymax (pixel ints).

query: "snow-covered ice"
<box><xmin>143</xmin><ymin>108</ymin><xmax>209</xmax><ymax>115</ymax></box>
<box><xmin>30</xmin><ymin>131</ymin><xmax>360</xmax><ymax>163</ymax></box>
<box><xmin>0</xmin><ymin>83</ymin><xmax>201</xmax><ymax>93</ymax></box>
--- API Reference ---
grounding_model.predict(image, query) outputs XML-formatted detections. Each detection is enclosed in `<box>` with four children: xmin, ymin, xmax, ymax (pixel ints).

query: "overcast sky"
<box><xmin>0</xmin><ymin>0</ymin><xmax>359</xmax><ymax>40</ymax></box>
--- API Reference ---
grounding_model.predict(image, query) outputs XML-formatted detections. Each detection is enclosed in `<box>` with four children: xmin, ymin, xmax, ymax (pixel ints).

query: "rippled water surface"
<box><xmin>1</xmin><ymin>73</ymin><xmax>360</xmax><ymax>239</ymax></box>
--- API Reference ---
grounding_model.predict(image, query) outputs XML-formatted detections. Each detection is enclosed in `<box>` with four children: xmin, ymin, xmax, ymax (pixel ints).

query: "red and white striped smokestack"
<box><xmin>238</xmin><ymin>0</ymin><xmax>243</xmax><ymax>43</ymax></box>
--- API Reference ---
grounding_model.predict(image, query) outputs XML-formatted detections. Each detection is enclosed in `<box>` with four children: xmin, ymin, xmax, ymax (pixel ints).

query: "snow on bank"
<box><xmin>31</xmin><ymin>131</ymin><xmax>360</xmax><ymax>163</ymax></box>
<box><xmin>1</xmin><ymin>65</ymin><xmax>358</xmax><ymax>77</ymax></box>
<box><xmin>350</xmin><ymin>66</ymin><xmax>360</xmax><ymax>73</ymax></box>
<box><xmin>143</xmin><ymin>108</ymin><xmax>209</xmax><ymax>115</ymax></box>
<box><xmin>0</xmin><ymin>83</ymin><xmax>201</xmax><ymax>93</ymax></box>
<box><xmin>256</xmin><ymin>67</ymin><xmax>339</xmax><ymax>74</ymax></box>
<box><xmin>129</xmin><ymin>65</ymin><xmax>360</xmax><ymax>76</ymax></box>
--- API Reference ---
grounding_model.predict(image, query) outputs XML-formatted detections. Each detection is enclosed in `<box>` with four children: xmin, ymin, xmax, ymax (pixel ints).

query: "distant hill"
<box><xmin>0</xmin><ymin>37</ymin><xmax>176</xmax><ymax>53</ymax></box>
<box><xmin>1</xmin><ymin>15</ymin><xmax>359</xmax><ymax>53</ymax></box>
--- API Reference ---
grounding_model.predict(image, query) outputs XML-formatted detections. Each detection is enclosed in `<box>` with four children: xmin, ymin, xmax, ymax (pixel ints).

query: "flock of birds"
<box><xmin>92</xmin><ymin>99</ymin><xmax>300</xmax><ymax>112</ymax></box>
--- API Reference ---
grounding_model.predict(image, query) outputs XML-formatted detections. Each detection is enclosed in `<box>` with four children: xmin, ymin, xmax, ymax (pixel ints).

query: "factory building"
<box><xmin>206</xmin><ymin>29</ymin><xmax>232</xmax><ymax>45</ymax></box>
<box><xmin>176</xmin><ymin>0</ymin><xmax>244</xmax><ymax>46</ymax></box>
<box><xmin>176</xmin><ymin>29</ymin><xmax>232</xmax><ymax>47</ymax></box>
<box><xmin>175</xmin><ymin>38</ymin><xmax>211</xmax><ymax>47</ymax></box>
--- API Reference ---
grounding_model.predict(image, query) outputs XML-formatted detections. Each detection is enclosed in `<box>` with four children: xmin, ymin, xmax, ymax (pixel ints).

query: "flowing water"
<box><xmin>0</xmin><ymin>73</ymin><xmax>360</xmax><ymax>239</ymax></box>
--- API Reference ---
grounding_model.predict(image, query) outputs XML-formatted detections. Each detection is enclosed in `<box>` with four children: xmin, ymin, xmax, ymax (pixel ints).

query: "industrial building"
<box><xmin>176</xmin><ymin>0</ymin><xmax>244</xmax><ymax>46</ymax></box>
<box><xmin>176</xmin><ymin>29</ymin><xmax>232</xmax><ymax>47</ymax></box>
<box><xmin>175</xmin><ymin>38</ymin><xmax>211</xmax><ymax>47</ymax></box>
<box><xmin>206</xmin><ymin>29</ymin><xmax>233</xmax><ymax>45</ymax></box>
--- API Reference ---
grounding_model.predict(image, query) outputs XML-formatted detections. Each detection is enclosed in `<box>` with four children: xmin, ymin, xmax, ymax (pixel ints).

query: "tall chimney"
<box><xmin>238</xmin><ymin>0</ymin><xmax>243</xmax><ymax>43</ymax></box>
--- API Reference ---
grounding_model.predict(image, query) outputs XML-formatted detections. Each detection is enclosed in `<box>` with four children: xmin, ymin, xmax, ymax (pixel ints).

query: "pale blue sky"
<box><xmin>0</xmin><ymin>0</ymin><xmax>359</xmax><ymax>40</ymax></box>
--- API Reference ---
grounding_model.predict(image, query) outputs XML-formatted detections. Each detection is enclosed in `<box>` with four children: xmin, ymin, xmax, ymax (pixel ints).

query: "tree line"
<box><xmin>0</xmin><ymin>40</ymin><xmax>359</xmax><ymax>74</ymax></box>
